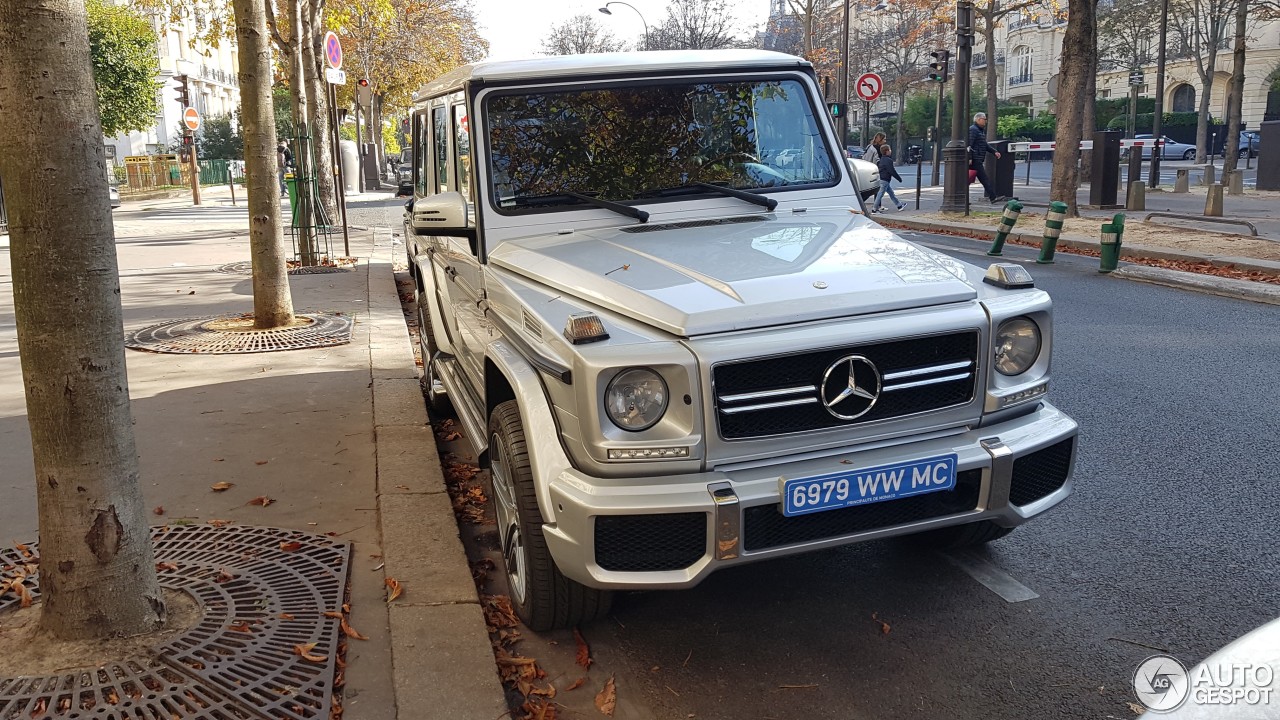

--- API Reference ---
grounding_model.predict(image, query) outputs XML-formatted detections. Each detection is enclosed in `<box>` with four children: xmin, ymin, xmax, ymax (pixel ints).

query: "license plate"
<box><xmin>780</xmin><ymin>454</ymin><xmax>958</xmax><ymax>517</ymax></box>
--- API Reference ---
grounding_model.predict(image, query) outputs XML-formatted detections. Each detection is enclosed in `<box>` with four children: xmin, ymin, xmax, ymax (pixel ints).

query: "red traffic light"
<box><xmin>358</xmin><ymin>78</ymin><xmax>369</xmax><ymax>87</ymax></box>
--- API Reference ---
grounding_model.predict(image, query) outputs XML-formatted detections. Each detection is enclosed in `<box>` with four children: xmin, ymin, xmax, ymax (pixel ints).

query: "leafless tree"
<box><xmin>648</xmin><ymin>0</ymin><xmax>745</xmax><ymax>50</ymax></box>
<box><xmin>0</xmin><ymin>0</ymin><xmax>166</xmax><ymax>640</ymax></box>
<box><xmin>860</xmin><ymin>0</ymin><xmax>949</xmax><ymax>152</ymax></box>
<box><xmin>1221</xmin><ymin>0</ymin><xmax>1247</xmax><ymax>173</ymax></box>
<box><xmin>1166</xmin><ymin>0</ymin><xmax>1239</xmax><ymax>162</ymax></box>
<box><xmin>541</xmin><ymin>13</ymin><xmax>628</xmax><ymax>54</ymax></box>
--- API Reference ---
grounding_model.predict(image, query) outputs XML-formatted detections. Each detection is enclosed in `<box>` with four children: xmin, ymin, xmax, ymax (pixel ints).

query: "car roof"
<box><xmin>413</xmin><ymin>50</ymin><xmax>811</xmax><ymax>102</ymax></box>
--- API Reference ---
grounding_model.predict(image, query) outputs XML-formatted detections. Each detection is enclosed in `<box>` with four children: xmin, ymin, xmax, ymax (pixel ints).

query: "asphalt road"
<box><xmin>377</xmin><ymin>193</ymin><xmax>1280</xmax><ymax>719</ymax></box>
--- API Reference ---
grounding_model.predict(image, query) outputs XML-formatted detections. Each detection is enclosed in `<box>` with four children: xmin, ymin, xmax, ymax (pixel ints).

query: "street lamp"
<box><xmin>599</xmin><ymin>2</ymin><xmax>650</xmax><ymax>50</ymax></box>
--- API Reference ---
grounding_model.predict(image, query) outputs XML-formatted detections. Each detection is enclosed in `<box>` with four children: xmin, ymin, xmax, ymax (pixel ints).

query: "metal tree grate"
<box><xmin>0</xmin><ymin>524</ymin><xmax>351</xmax><ymax>720</ymax></box>
<box><xmin>215</xmin><ymin>262</ymin><xmax>254</xmax><ymax>275</ymax></box>
<box><xmin>287</xmin><ymin>265</ymin><xmax>349</xmax><ymax>276</ymax></box>
<box><xmin>125</xmin><ymin>314</ymin><xmax>352</xmax><ymax>354</ymax></box>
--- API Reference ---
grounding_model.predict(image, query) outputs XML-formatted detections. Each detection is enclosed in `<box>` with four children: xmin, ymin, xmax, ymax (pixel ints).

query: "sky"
<box><xmin>471</xmin><ymin>0</ymin><xmax>776</xmax><ymax>60</ymax></box>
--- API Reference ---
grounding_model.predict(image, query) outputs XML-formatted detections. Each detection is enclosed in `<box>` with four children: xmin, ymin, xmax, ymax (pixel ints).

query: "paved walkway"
<box><xmin>0</xmin><ymin>189</ymin><xmax>505</xmax><ymax>719</ymax></box>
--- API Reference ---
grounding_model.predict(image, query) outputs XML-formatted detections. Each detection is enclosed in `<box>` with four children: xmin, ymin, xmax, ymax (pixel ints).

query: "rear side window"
<box><xmin>414</xmin><ymin>113</ymin><xmax>428</xmax><ymax>196</ymax></box>
<box><xmin>433</xmin><ymin>107</ymin><xmax>448</xmax><ymax>194</ymax></box>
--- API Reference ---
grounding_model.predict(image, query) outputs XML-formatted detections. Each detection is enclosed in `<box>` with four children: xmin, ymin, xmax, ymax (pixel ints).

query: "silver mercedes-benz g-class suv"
<box><xmin>403</xmin><ymin>50</ymin><xmax>1077</xmax><ymax>630</ymax></box>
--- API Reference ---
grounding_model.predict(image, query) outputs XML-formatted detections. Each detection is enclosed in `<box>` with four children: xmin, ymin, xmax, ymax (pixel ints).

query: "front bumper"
<box><xmin>542</xmin><ymin>401</ymin><xmax>1077</xmax><ymax>589</ymax></box>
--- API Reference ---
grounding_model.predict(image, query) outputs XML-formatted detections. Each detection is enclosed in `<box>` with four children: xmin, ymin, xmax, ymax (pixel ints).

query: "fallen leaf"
<box><xmin>880</xmin><ymin>621</ymin><xmax>891</xmax><ymax>635</ymax></box>
<box><xmin>156</xmin><ymin>562</ymin><xmax>179</xmax><ymax>571</ymax></box>
<box><xmin>255</xmin><ymin>460</ymin><xmax>269</xmax><ymax>465</ymax></box>
<box><xmin>207</xmin><ymin>519</ymin><xmax>232</xmax><ymax>528</ymax></box>
<box><xmin>13</xmin><ymin>542</ymin><xmax>32</xmax><ymax>559</ymax></box>
<box><xmin>779</xmin><ymin>684</ymin><xmax>820</xmax><ymax>689</ymax></box>
<box><xmin>278</xmin><ymin>613</ymin><xmax>295</xmax><ymax>621</ymax></box>
<box><xmin>279</xmin><ymin>541</ymin><xmax>303</xmax><ymax>552</ymax></box>
<box><xmin>228</xmin><ymin>621</ymin><xmax>253</xmax><ymax>633</ymax></box>
<box><xmin>342</xmin><ymin>603</ymin><xmax>351</xmax><ymax>613</ymax></box>
<box><xmin>32</xmin><ymin>697</ymin><xmax>48</xmax><ymax>714</ymax></box>
<box><xmin>293</xmin><ymin>642</ymin><xmax>327</xmax><ymax>663</ymax></box>
<box><xmin>215</xmin><ymin>568</ymin><xmax>235</xmax><ymax>583</ymax></box>
<box><xmin>1127</xmin><ymin>702</ymin><xmax>1146</xmax><ymax>715</ymax></box>
<box><xmin>573</xmin><ymin>628</ymin><xmax>592</xmax><ymax>670</ymax></box>
<box><xmin>246</xmin><ymin>496</ymin><xmax>274</xmax><ymax>507</ymax></box>
<box><xmin>188</xmin><ymin>290</ymin><xmax>195</xmax><ymax>295</ymax></box>
<box><xmin>394</xmin><ymin>484</ymin><xmax>410</xmax><ymax>490</ymax></box>
<box><xmin>153</xmin><ymin>506</ymin><xmax>165</xmax><ymax>515</ymax></box>
<box><xmin>323</xmin><ymin>611</ymin><xmax>344</xmax><ymax>619</ymax></box>
<box><xmin>384</xmin><ymin>577</ymin><xmax>403</xmax><ymax>602</ymax></box>
<box><xmin>594</xmin><ymin>675</ymin><xmax>616</xmax><ymax>717</ymax></box>
<box><xmin>210</xmin><ymin>482</ymin><xmax>234</xmax><ymax>492</ymax></box>
<box><xmin>213</xmin><ymin>458</ymin><xmax>224</xmax><ymax>462</ymax></box>
<box><xmin>566</xmin><ymin>677</ymin><xmax>587</xmax><ymax>691</ymax></box>
<box><xmin>341</xmin><ymin>617</ymin><xmax>369</xmax><ymax>640</ymax></box>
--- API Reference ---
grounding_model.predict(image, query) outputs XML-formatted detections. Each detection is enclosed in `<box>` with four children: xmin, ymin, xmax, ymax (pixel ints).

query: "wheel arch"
<box><xmin>484</xmin><ymin>342</ymin><xmax>572</xmax><ymax>524</ymax></box>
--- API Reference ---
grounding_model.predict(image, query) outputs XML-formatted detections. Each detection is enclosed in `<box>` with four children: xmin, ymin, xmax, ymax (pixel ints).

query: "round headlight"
<box><xmin>994</xmin><ymin>317</ymin><xmax>1041</xmax><ymax>376</ymax></box>
<box><xmin>605</xmin><ymin>368</ymin><xmax>668</xmax><ymax>432</ymax></box>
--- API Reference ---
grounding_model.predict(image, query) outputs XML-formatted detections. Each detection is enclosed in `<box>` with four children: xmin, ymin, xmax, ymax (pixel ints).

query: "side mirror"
<box><xmin>411</xmin><ymin>191</ymin><xmax>470</xmax><ymax>237</ymax></box>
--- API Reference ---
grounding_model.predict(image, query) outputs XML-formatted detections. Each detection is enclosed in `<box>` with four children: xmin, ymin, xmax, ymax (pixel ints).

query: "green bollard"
<box><xmin>1099</xmin><ymin>223</ymin><xmax>1120</xmax><ymax>273</ymax></box>
<box><xmin>1037</xmin><ymin>200</ymin><xmax>1068</xmax><ymax>264</ymax></box>
<box><xmin>987</xmin><ymin>199</ymin><xmax>1025</xmax><ymax>256</ymax></box>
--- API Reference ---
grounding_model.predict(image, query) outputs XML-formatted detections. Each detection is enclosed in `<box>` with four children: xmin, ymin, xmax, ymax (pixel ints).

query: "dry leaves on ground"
<box><xmin>294</xmin><ymin>642</ymin><xmax>327</xmax><ymax>663</ymax></box>
<box><xmin>207</xmin><ymin>519</ymin><xmax>233</xmax><ymax>527</ymax></box>
<box><xmin>153</xmin><ymin>506</ymin><xmax>165</xmax><ymax>515</ymax></box>
<box><xmin>566</xmin><ymin>677</ymin><xmax>587</xmax><ymax>692</ymax></box>
<box><xmin>214</xmin><ymin>568</ymin><xmax>235</xmax><ymax>583</ymax></box>
<box><xmin>595</xmin><ymin>675</ymin><xmax>617</xmax><ymax>717</ymax></box>
<box><xmin>384</xmin><ymin>577</ymin><xmax>403</xmax><ymax>602</ymax></box>
<box><xmin>210</xmin><ymin>482</ymin><xmax>234</xmax><ymax>492</ymax></box>
<box><xmin>228</xmin><ymin>621</ymin><xmax>253</xmax><ymax>633</ymax></box>
<box><xmin>574</xmin><ymin>628</ymin><xmax>592</xmax><ymax>670</ymax></box>
<box><xmin>340</xmin><ymin>617</ymin><xmax>368</xmax><ymax>641</ymax></box>
<box><xmin>1</xmin><ymin>577</ymin><xmax>33</xmax><ymax>608</ymax></box>
<box><xmin>156</xmin><ymin>562</ymin><xmax>179</xmax><ymax>572</ymax></box>
<box><xmin>279</xmin><ymin>541</ymin><xmax>303</xmax><ymax>552</ymax></box>
<box><xmin>246</xmin><ymin>496</ymin><xmax>274</xmax><ymax>507</ymax></box>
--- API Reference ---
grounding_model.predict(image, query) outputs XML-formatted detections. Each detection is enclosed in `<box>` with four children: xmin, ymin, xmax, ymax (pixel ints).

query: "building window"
<box><xmin>1172</xmin><ymin>84</ymin><xmax>1195</xmax><ymax>112</ymax></box>
<box><xmin>1101</xmin><ymin>89</ymin><xmax>1111</xmax><ymax>99</ymax></box>
<box><xmin>1009</xmin><ymin>46</ymin><xmax>1033</xmax><ymax>86</ymax></box>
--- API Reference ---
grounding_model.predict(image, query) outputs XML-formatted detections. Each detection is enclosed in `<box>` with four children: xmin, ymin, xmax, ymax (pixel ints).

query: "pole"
<box><xmin>1128</xmin><ymin>82</ymin><xmax>1139</xmax><ymax>138</ymax></box>
<box><xmin>1148</xmin><ymin>0</ymin><xmax>1170</xmax><ymax>188</ymax></box>
<box><xmin>186</xmin><ymin>129</ymin><xmax>201</xmax><ymax>206</ymax></box>
<box><xmin>228</xmin><ymin>162</ymin><xmax>236</xmax><ymax>205</ymax></box>
<box><xmin>915</xmin><ymin>151</ymin><xmax>923</xmax><ymax>209</ymax></box>
<box><xmin>329</xmin><ymin>81</ymin><xmax>350</xmax><ymax>257</ymax></box>
<box><xmin>931</xmin><ymin>80</ymin><xmax>944</xmax><ymax>186</ymax></box>
<box><xmin>862</xmin><ymin>100</ymin><xmax>871</xmax><ymax>149</ymax></box>
<box><xmin>942</xmin><ymin>0</ymin><xmax>974</xmax><ymax>214</ymax></box>
<box><xmin>354</xmin><ymin>95</ymin><xmax>364</xmax><ymax>193</ymax></box>
<box><xmin>839</xmin><ymin>0</ymin><xmax>850</xmax><ymax>149</ymax></box>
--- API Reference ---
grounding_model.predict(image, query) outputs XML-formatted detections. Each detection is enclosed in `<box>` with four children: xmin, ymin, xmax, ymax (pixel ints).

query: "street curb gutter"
<box><xmin>366</xmin><ymin>232</ymin><xmax>508</xmax><ymax>720</ymax></box>
<box><xmin>877</xmin><ymin>217</ymin><xmax>1280</xmax><ymax>277</ymax></box>
<box><xmin>1111</xmin><ymin>265</ymin><xmax>1280</xmax><ymax>305</ymax></box>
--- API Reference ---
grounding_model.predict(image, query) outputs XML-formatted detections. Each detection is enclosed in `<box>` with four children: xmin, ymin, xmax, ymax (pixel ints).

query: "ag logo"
<box><xmin>1134</xmin><ymin>654</ymin><xmax>1190</xmax><ymax>712</ymax></box>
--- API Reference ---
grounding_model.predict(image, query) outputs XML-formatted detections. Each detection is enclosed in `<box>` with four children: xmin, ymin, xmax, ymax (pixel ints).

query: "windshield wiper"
<box><xmin>641</xmin><ymin>183</ymin><xmax>778</xmax><ymax>212</ymax></box>
<box><xmin>510</xmin><ymin>192</ymin><xmax>648</xmax><ymax>223</ymax></box>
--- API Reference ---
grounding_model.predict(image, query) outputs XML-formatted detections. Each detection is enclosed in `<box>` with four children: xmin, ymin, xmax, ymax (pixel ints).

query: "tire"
<box><xmin>1183</xmin><ymin>149</ymin><xmax>1196</xmax><ymax>160</ymax></box>
<box><xmin>488</xmin><ymin>400</ymin><xmax>612</xmax><ymax>631</ymax></box>
<box><xmin>1238</xmin><ymin>148</ymin><xmax>1249</xmax><ymax>160</ymax></box>
<box><xmin>416</xmin><ymin>291</ymin><xmax>450</xmax><ymax>415</ymax></box>
<box><xmin>904</xmin><ymin>520</ymin><xmax>1014</xmax><ymax>549</ymax></box>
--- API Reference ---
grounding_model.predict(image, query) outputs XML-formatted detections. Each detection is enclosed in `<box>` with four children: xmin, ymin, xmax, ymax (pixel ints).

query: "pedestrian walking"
<box><xmin>872</xmin><ymin>144</ymin><xmax>907</xmax><ymax>213</ymax></box>
<box><xmin>862</xmin><ymin>132</ymin><xmax>887</xmax><ymax>163</ymax></box>
<box><xmin>968</xmin><ymin>112</ymin><xmax>1005</xmax><ymax>204</ymax></box>
<box><xmin>277</xmin><ymin>140</ymin><xmax>293</xmax><ymax>192</ymax></box>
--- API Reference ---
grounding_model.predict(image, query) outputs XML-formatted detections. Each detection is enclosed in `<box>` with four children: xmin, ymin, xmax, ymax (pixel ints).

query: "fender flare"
<box><xmin>414</xmin><ymin>253</ymin><xmax>456</xmax><ymax>356</ymax></box>
<box><xmin>486</xmin><ymin>340</ymin><xmax>573</xmax><ymax>525</ymax></box>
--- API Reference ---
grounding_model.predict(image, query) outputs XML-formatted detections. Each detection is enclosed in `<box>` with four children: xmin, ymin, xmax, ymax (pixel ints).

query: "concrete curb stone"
<box><xmin>365</xmin><ymin>232</ymin><xmax>507</xmax><ymax>719</ymax></box>
<box><xmin>1111</xmin><ymin>265</ymin><xmax>1280</xmax><ymax>305</ymax></box>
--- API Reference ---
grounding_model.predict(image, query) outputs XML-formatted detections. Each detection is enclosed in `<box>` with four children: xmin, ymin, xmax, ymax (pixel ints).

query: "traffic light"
<box><xmin>828</xmin><ymin>102</ymin><xmax>847</xmax><ymax>118</ymax></box>
<box><xmin>358</xmin><ymin>78</ymin><xmax>370</xmax><ymax>88</ymax></box>
<box><xmin>928</xmin><ymin>50</ymin><xmax>950</xmax><ymax>83</ymax></box>
<box><xmin>956</xmin><ymin>0</ymin><xmax>975</xmax><ymax>47</ymax></box>
<box><xmin>174</xmin><ymin>74</ymin><xmax>190</xmax><ymax>107</ymax></box>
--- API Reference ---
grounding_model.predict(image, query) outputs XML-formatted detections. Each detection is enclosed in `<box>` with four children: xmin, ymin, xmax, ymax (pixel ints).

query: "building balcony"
<box><xmin>972</xmin><ymin>50</ymin><xmax>1006</xmax><ymax>69</ymax></box>
<box><xmin>1008</xmin><ymin>73</ymin><xmax>1034</xmax><ymax>87</ymax></box>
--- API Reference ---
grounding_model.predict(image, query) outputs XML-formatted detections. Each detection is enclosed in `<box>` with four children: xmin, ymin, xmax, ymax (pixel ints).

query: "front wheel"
<box><xmin>1183</xmin><ymin>149</ymin><xmax>1196</xmax><ymax>160</ymax></box>
<box><xmin>489</xmin><ymin>400</ymin><xmax>612</xmax><ymax>631</ymax></box>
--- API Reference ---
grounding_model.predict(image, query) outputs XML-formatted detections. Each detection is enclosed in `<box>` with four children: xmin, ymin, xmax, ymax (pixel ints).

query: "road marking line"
<box><xmin>940</xmin><ymin>549</ymin><xmax>1040</xmax><ymax>603</ymax></box>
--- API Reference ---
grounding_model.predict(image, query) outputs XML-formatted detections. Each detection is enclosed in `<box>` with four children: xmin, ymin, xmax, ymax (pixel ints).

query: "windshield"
<box><xmin>484</xmin><ymin>78</ymin><xmax>837</xmax><ymax>212</ymax></box>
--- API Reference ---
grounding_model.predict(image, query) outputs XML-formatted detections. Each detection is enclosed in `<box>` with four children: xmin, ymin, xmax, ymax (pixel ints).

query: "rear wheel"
<box><xmin>905</xmin><ymin>520</ymin><xmax>1014</xmax><ymax>549</ymax></box>
<box><xmin>1183</xmin><ymin>148</ymin><xmax>1196</xmax><ymax>160</ymax></box>
<box><xmin>489</xmin><ymin>400</ymin><xmax>611</xmax><ymax>631</ymax></box>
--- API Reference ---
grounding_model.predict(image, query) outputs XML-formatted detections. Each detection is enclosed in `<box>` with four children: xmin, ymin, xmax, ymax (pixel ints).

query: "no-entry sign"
<box><xmin>323</xmin><ymin>31</ymin><xmax>343</xmax><ymax>70</ymax></box>
<box><xmin>183</xmin><ymin>106</ymin><xmax>201</xmax><ymax>131</ymax></box>
<box><xmin>855</xmin><ymin>73</ymin><xmax>883</xmax><ymax>103</ymax></box>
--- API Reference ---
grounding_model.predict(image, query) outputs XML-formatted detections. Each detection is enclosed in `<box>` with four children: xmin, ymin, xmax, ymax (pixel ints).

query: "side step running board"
<box><xmin>432</xmin><ymin>355</ymin><xmax>489</xmax><ymax>461</ymax></box>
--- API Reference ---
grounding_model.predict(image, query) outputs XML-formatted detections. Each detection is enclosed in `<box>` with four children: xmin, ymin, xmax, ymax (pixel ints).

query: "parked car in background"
<box><xmin>396</xmin><ymin>149</ymin><xmax>413</xmax><ymax>197</ymax></box>
<box><xmin>1239</xmin><ymin>131</ymin><xmax>1260</xmax><ymax>159</ymax></box>
<box><xmin>1128</xmin><ymin>134</ymin><xmax>1197</xmax><ymax>161</ymax></box>
<box><xmin>109</xmin><ymin>185</ymin><xmax>120</xmax><ymax>209</ymax></box>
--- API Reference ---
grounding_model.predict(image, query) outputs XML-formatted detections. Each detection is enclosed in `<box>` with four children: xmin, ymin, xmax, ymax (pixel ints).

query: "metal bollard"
<box><xmin>1037</xmin><ymin>200</ymin><xmax>1068</xmax><ymax>264</ymax></box>
<box><xmin>987</xmin><ymin>199</ymin><xmax>1025</xmax><ymax>256</ymax></box>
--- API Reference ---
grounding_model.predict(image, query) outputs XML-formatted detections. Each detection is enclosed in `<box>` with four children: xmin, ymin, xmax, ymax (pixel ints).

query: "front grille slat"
<box><xmin>743</xmin><ymin>469</ymin><xmax>983</xmax><ymax>551</ymax></box>
<box><xmin>713</xmin><ymin>331</ymin><xmax>980</xmax><ymax>440</ymax></box>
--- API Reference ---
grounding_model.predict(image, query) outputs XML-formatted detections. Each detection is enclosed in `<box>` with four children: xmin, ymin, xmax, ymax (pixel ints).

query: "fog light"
<box><xmin>608</xmin><ymin>447</ymin><xmax>690</xmax><ymax>460</ymax></box>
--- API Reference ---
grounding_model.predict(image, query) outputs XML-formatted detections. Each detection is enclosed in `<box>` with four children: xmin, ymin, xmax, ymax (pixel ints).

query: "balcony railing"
<box><xmin>972</xmin><ymin>50</ymin><xmax>1006</xmax><ymax>69</ymax></box>
<box><xmin>1008</xmin><ymin>73</ymin><xmax>1034</xmax><ymax>86</ymax></box>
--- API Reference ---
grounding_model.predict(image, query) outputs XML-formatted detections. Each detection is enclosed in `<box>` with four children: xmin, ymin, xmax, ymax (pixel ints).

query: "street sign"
<box><xmin>1129</xmin><ymin>70</ymin><xmax>1145</xmax><ymax>86</ymax></box>
<box><xmin>183</xmin><ymin>106</ymin><xmax>201</xmax><ymax>131</ymax></box>
<box><xmin>323</xmin><ymin>31</ymin><xmax>343</xmax><ymax>70</ymax></box>
<box><xmin>325</xmin><ymin>67</ymin><xmax>347</xmax><ymax>85</ymax></box>
<box><xmin>855</xmin><ymin>72</ymin><xmax>883</xmax><ymax>103</ymax></box>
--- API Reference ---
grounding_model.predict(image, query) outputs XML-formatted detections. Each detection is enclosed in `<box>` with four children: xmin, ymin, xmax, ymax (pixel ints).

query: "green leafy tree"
<box><xmin>86</xmin><ymin>0</ymin><xmax>161</xmax><ymax>136</ymax></box>
<box><xmin>201</xmin><ymin>113</ymin><xmax>244</xmax><ymax>159</ymax></box>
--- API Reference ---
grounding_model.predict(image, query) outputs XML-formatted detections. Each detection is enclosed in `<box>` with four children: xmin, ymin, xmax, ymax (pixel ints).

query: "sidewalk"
<box><xmin>0</xmin><ymin>200</ymin><xmax>506</xmax><ymax>718</ymax></box>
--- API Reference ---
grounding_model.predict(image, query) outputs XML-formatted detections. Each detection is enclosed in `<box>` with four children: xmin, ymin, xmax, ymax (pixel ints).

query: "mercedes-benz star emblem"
<box><xmin>820</xmin><ymin>355</ymin><xmax>881</xmax><ymax>420</ymax></box>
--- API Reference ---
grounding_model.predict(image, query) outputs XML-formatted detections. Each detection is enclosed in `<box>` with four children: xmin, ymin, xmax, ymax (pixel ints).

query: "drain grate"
<box><xmin>125</xmin><ymin>314</ymin><xmax>353</xmax><ymax>354</ymax></box>
<box><xmin>288</xmin><ymin>266</ymin><xmax>350</xmax><ymax>276</ymax></box>
<box><xmin>215</xmin><ymin>262</ymin><xmax>254</xmax><ymax>275</ymax></box>
<box><xmin>0</xmin><ymin>524</ymin><xmax>351</xmax><ymax>720</ymax></box>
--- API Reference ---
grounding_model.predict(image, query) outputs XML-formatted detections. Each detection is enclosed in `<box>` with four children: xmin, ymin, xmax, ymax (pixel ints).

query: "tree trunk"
<box><xmin>1080</xmin><ymin>39</ymin><xmax>1099</xmax><ymax>180</ymax></box>
<box><xmin>304</xmin><ymin>11</ymin><xmax>338</xmax><ymax>223</ymax></box>
<box><xmin>234</xmin><ymin>0</ymin><xmax>297</xmax><ymax>329</ymax></box>
<box><xmin>0</xmin><ymin>0</ymin><xmax>165</xmax><ymax>641</ymax></box>
<box><xmin>895</xmin><ymin>91</ymin><xmax>907</xmax><ymax>156</ymax></box>
<box><xmin>372</xmin><ymin>93</ymin><xmax>385</xmax><ymax>179</ymax></box>
<box><xmin>1194</xmin><ymin>71</ymin><xmax>1214</xmax><ymax>163</ymax></box>
<box><xmin>985</xmin><ymin>1</ymin><xmax>999</xmax><ymax>142</ymax></box>
<box><xmin>1221</xmin><ymin>0</ymin><xmax>1246</xmax><ymax>174</ymax></box>
<box><xmin>1050</xmin><ymin>0</ymin><xmax>1097</xmax><ymax>217</ymax></box>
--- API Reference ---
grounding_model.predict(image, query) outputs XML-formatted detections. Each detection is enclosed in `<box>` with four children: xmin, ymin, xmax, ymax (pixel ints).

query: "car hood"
<box><xmin>487</xmin><ymin>210</ymin><xmax>978</xmax><ymax>337</ymax></box>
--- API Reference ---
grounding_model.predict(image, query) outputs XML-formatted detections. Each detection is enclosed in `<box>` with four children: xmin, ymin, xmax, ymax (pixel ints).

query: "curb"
<box><xmin>877</xmin><ymin>216</ymin><xmax>1280</xmax><ymax>277</ymax></box>
<box><xmin>1111</xmin><ymin>264</ymin><xmax>1280</xmax><ymax>305</ymax></box>
<box><xmin>365</xmin><ymin>231</ymin><xmax>508</xmax><ymax>719</ymax></box>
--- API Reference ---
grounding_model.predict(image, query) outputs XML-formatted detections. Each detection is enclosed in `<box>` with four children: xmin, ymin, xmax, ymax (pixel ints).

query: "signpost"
<box><xmin>324</xmin><ymin>32</ymin><xmax>350</xmax><ymax>256</ymax></box>
<box><xmin>182</xmin><ymin>106</ymin><xmax>201</xmax><ymax>206</ymax></box>
<box><xmin>1128</xmin><ymin>70</ymin><xmax>1144</xmax><ymax>139</ymax></box>
<box><xmin>183</xmin><ymin>107</ymin><xmax>201</xmax><ymax>132</ymax></box>
<box><xmin>854</xmin><ymin>72</ymin><xmax>883</xmax><ymax>150</ymax></box>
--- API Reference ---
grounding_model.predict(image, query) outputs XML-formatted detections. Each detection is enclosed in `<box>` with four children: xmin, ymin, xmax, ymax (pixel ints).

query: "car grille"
<box><xmin>713</xmin><ymin>331</ymin><xmax>979</xmax><ymax>440</ymax></box>
<box><xmin>594</xmin><ymin>513</ymin><xmax>707</xmax><ymax>572</ymax></box>
<box><xmin>743</xmin><ymin>469</ymin><xmax>983</xmax><ymax>551</ymax></box>
<box><xmin>1008</xmin><ymin>438</ymin><xmax>1074</xmax><ymax>506</ymax></box>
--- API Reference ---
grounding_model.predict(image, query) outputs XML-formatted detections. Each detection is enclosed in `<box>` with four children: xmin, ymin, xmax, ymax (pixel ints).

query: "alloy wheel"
<box><xmin>489</xmin><ymin>432</ymin><xmax>528</xmax><ymax>605</ymax></box>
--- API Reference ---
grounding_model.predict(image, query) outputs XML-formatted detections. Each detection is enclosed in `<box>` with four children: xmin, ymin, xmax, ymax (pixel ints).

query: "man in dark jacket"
<box><xmin>968</xmin><ymin>112</ymin><xmax>1004</xmax><ymax>203</ymax></box>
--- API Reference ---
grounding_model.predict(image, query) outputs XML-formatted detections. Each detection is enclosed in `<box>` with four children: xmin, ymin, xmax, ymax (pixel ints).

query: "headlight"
<box><xmin>994</xmin><ymin>317</ymin><xmax>1041</xmax><ymax>376</ymax></box>
<box><xmin>605</xmin><ymin>368</ymin><xmax>668</xmax><ymax>431</ymax></box>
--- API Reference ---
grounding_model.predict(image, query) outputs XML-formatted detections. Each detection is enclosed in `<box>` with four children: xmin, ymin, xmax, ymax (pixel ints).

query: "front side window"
<box><xmin>433</xmin><ymin>106</ymin><xmax>448</xmax><ymax>193</ymax></box>
<box><xmin>453</xmin><ymin>104</ymin><xmax>472</xmax><ymax>200</ymax></box>
<box><xmin>415</xmin><ymin>113</ymin><xmax>428</xmax><ymax>196</ymax></box>
<box><xmin>484</xmin><ymin>78</ymin><xmax>836</xmax><ymax>213</ymax></box>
